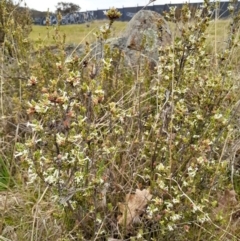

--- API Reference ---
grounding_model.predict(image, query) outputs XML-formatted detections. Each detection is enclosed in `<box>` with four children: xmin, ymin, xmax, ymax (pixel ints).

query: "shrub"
<box><xmin>1</xmin><ymin>0</ymin><xmax>240</xmax><ymax>240</ymax></box>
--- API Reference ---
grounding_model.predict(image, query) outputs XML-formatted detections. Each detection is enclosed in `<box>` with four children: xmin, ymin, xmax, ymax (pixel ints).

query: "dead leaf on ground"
<box><xmin>218</xmin><ymin>189</ymin><xmax>238</xmax><ymax>208</ymax></box>
<box><xmin>214</xmin><ymin>189</ymin><xmax>238</xmax><ymax>217</ymax></box>
<box><xmin>117</xmin><ymin>188</ymin><xmax>152</xmax><ymax>226</ymax></box>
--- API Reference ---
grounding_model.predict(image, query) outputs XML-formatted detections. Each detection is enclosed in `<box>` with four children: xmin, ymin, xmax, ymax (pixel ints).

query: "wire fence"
<box><xmin>33</xmin><ymin>2</ymin><xmax>237</xmax><ymax>25</ymax></box>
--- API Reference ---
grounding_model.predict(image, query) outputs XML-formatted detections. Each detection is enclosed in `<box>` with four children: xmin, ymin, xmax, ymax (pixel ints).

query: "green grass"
<box><xmin>29</xmin><ymin>19</ymin><xmax>231</xmax><ymax>51</ymax></box>
<box><xmin>206</xmin><ymin>19</ymin><xmax>230</xmax><ymax>48</ymax></box>
<box><xmin>169</xmin><ymin>18</ymin><xmax>233</xmax><ymax>59</ymax></box>
<box><xmin>0</xmin><ymin>157</ymin><xmax>10</xmax><ymax>191</ymax></box>
<box><xmin>30</xmin><ymin>20</ymin><xmax>127</xmax><ymax>45</ymax></box>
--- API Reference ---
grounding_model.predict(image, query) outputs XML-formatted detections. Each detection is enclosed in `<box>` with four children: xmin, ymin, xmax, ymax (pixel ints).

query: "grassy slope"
<box><xmin>29</xmin><ymin>20</ymin><xmax>127</xmax><ymax>45</ymax></box>
<box><xmin>30</xmin><ymin>19</ymin><xmax>230</xmax><ymax>46</ymax></box>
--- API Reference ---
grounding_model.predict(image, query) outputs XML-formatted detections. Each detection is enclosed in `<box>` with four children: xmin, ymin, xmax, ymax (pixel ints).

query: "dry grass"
<box><xmin>0</xmin><ymin>185</ymin><xmax>63</xmax><ymax>241</ymax></box>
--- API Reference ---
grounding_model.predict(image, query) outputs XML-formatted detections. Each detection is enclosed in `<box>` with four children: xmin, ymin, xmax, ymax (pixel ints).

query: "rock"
<box><xmin>124</xmin><ymin>10</ymin><xmax>171</xmax><ymax>49</ymax></box>
<box><xmin>66</xmin><ymin>10</ymin><xmax>171</xmax><ymax>71</ymax></box>
<box><xmin>110</xmin><ymin>10</ymin><xmax>171</xmax><ymax>68</ymax></box>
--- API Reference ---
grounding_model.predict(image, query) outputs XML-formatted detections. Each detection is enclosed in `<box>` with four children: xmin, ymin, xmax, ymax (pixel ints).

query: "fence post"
<box><xmin>122</xmin><ymin>6</ymin><xmax>125</xmax><ymax>21</ymax></box>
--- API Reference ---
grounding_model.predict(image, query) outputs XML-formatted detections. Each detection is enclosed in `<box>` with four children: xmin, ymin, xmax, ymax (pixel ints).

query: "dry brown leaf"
<box><xmin>218</xmin><ymin>189</ymin><xmax>238</xmax><ymax>208</ymax></box>
<box><xmin>118</xmin><ymin>188</ymin><xmax>152</xmax><ymax>226</ymax></box>
<box><xmin>214</xmin><ymin>189</ymin><xmax>238</xmax><ymax>217</ymax></box>
<box><xmin>212</xmin><ymin>189</ymin><xmax>240</xmax><ymax>233</ymax></box>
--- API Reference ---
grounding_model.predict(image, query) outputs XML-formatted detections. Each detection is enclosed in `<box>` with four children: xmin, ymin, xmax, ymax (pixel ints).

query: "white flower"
<box><xmin>228</xmin><ymin>5</ymin><xmax>234</xmax><ymax>11</ymax></box>
<box><xmin>27</xmin><ymin>167</ymin><xmax>38</xmax><ymax>184</ymax></box>
<box><xmin>96</xmin><ymin>217</ymin><xmax>102</xmax><ymax>224</ymax></box>
<box><xmin>197</xmin><ymin>157</ymin><xmax>205</xmax><ymax>164</ymax></box>
<box><xmin>167</xmin><ymin>224</ymin><xmax>174</xmax><ymax>231</ymax></box>
<box><xmin>164</xmin><ymin>75</ymin><xmax>170</xmax><ymax>80</ymax></box>
<box><xmin>44</xmin><ymin>175</ymin><xmax>55</xmax><ymax>184</ymax></box>
<box><xmin>44</xmin><ymin>169</ymin><xmax>59</xmax><ymax>184</ymax></box>
<box><xmin>14</xmin><ymin>149</ymin><xmax>28</xmax><ymax>157</ymax></box>
<box><xmin>74</xmin><ymin>171</ymin><xmax>84</xmax><ymax>184</ymax></box>
<box><xmin>172</xmin><ymin>198</ymin><xmax>180</xmax><ymax>204</ymax></box>
<box><xmin>102</xmin><ymin>58</ymin><xmax>112</xmax><ymax>70</ymax></box>
<box><xmin>186</xmin><ymin>10</ymin><xmax>191</xmax><ymax>19</ymax></box>
<box><xmin>27</xmin><ymin>76</ymin><xmax>38</xmax><ymax>86</ymax></box>
<box><xmin>196</xmin><ymin>114</ymin><xmax>203</xmax><ymax>120</ymax></box>
<box><xmin>56</xmin><ymin>133</ymin><xmax>66</xmax><ymax>146</ymax></box>
<box><xmin>156</xmin><ymin>163</ymin><xmax>165</xmax><ymax>171</ymax></box>
<box><xmin>189</xmin><ymin>35</ymin><xmax>196</xmax><ymax>44</ymax></box>
<box><xmin>188</xmin><ymin>166</ymin><xmax>198</xmax><ymax>177</ymax></box>
<box><xmin>26</xmin><ymin>122</ymin><xmax>43</xmax><ymax>132</ymax></box>
<box><xmin>100</xmin><ymin>23</ymin><xmax>110</xmax><ymax>33</ymax></box>
<box><xmin>64</xmin><ymin>56</ymin><xmax>73</xmax><ymax>64</ymax></box>
<box><xmin>213</xmin><ymin>113</ymin><xmax>223</xmax><ymax>120</ymax></box>
<box><xmin>166</xmin><ymin>201</ymin><xmax>173</xmax><ymax>209</ymax></box>
<box><xmin>197</xmin><ymin>213</ymin><xmax>209</xmax><ymax>223</ymax></box>
<box><xmin>170</xmin><ymin>213</ymin><xmax>181</xmax><ymax>221</ymax></box>
<box><xmin>158</xmin><ymin>180</ymin><xmax>168</xmax><ymax>191</ymax></box>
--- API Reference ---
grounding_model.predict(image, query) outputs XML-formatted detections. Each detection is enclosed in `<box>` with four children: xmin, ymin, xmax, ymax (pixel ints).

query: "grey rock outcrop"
<box><xmin>110</xmin><ymin>10</ymin><xmax>171</xmax><ymax>68</ymax></box>
<box><xmin>66</xmin><ymin>10</ymin><xmax>171</xmax><ymax>70</ymax></box>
